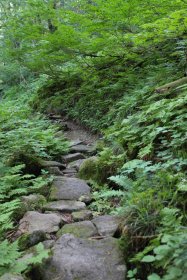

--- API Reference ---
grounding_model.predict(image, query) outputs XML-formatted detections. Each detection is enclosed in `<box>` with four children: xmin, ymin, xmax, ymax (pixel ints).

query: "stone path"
<box><xmin>17</xmin><ymin>115</ymin><xmax>126</xmax><ymax>280</ymax></box>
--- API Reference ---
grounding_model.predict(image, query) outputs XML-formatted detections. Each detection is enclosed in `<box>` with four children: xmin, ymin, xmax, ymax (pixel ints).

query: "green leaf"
<box><xmin>141</xmin><ymin>255</ymin><xmax>155</xmax><ymax>263</ymax></box>
<box><xmin>148</xmin><ymin>274</ymin><xmax>161</xmax><ymax>280</ymax></box>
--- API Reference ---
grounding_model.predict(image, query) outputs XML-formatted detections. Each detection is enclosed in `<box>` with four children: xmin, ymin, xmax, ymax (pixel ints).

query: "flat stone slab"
<box><xmin>18</xmin><ymin>211</ymin><xmax>61</xmax><ymax>234</ymax></box>
<box><xmin>69</xmin><ymin>140</ymin><xmax>83</xmax><ymax>147</ymax></box>
<box><xmin>62</xmin><ymin>153</ymin><xmax>86</xmax><ymax>163</ymax></box>
<box><xmin>72</xmin><ymin>210</ymin><xmax>93</xmax><ymax>222</ymax></box>
<box><xmin>67</xmin><ymin>159</ymin><xmax>85</xmax><ymax>171</ymax></box>
<box><xmin>46</xmin><ymin>166</ymin><xmax>64</xmax><ymax>175</ymax></box>
<box><xmin>39</xmin><ymin>234</ymin><xmax>126</xmax><ymax>280</ymax></box>
<box><xmin>44</xmin><ymin>200</ymin><xmax>86</xmax><ymax>212</ymax></box>
<box><xmin>49</xmin><ymin>177</ymin><xmax>91</xmax><ymax>202</ymax></box>
<box><xmin>92</xmin><ymin>215</ymin><xmax>121</xmax><ymax>237</ymax></box>
<box><xmin>63</xmin><ymin>168</ymin><xmax>77</xmax><ymax>177</ymax></box>
<box><xmin>57</xmin><ymin>221</ymin><xmax>98</xmax><ymax>238</ymax></box>
<box><xmin>21</xmin><ymin>194</ymin><xmax>46</xmax><ymax>211</ymax></box>
<box><xmin>70</xmin><ymin>144</ymin><xmax>94</xmax><ymax>154</ymax></box>
<box><xmin>39</xmin><ymin>160</ymin><xmax>66</xmax><ymax>169</ymax></box>
<box><xmin>63</xmin><ymin>168</ymin><xmax>77</xmax><ymax>174</ymax></box>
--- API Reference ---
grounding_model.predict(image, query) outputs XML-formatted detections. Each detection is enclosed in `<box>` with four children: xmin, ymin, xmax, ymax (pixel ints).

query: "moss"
<box><xmin>78</xmin><ymin>157</ymin><xmax>99</xmax><ymax>181</ymax></box>
<box><xmin>18</xmin><ymin>232</ymin><xmax>46</xmax><ymax>250</ymax></box>
<box><xmin>21</xmin><ymin>194</ymin><xmax>47</xmax><ymax>211</ymax></box>
<box><xmin>48</xmin><ymin>185</ymin><xmax>58</xmax><ymax>201</ymax></box>
<box><xmin>57</xmin><ymin>223</ymin><xmax>95</xmax><ymax>239</ymax></box>
<box><xmin>11</xmin><ymin>202</ymin><xmax>27</xmax><ymax>221</ymax></box>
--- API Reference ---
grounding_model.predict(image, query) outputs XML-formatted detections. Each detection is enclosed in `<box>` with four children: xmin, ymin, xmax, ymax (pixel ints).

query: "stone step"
<box><xmin>69</xmin><ymin>140</ymin><xmax>84</xmax><ymax>147</ymax></box>
<box><xmin>38</xmin><ymin>234</ymin><xmax>126</xmax><ymax>280</ymax></box>
<box><xmin>39</xmin><ymin>160</ymin><xmax>66</xmax><ymax>169</ymax></box>
<box><xmin>49</xmin><ymin>177</ymin><xmax>91</xmax><ymax>202</ymax></box>
<box><xmin>46</xmin><ymin>166</ymin><xmax>64</xmax><ymax>176</ymax></box>
<box><xmin>92</xmin><ymin>215</ymin><xmax>122</xmax><ymax>237</ymax></box>
<box><xmin>67</xmin><ymin>159</ymin><xmax>85</xmax><ymax>171</ymax></box>
<box><xmin>70</xmin><ymin>144</ymin><xmax>95</xmax><ymax>154</ymax></box>
<box><xmin>72</xmin><ymin>210</ymin><xmax>93</xmax><ymax>222</ymax></box>
<box><xmin>64</xmin><ymin>173</ymin><xmax>78</xmax><ymax>178</ymax></box>
<box><xmin>62</xmin><ymin>153</ymin><xmax>86</xmax><ymax>164</ymax></box>
<box><xmin>63</xmin><ymin>168</ymin><xmax>77</xmax><ymax>174</ymax></box>
<box><xmin>44</xmin><ymin>200</ymin><xmax>86</xmax><ymax>212</ymax></box>
<box><xmin>18</xmin><ymin>211</ymin><xmax>61</xmax><ymax>235</ymax></box>
<box><xmin>57</xmin><ymin>221</ymin><xmax>98</xmax><ymax>239</ymax></box>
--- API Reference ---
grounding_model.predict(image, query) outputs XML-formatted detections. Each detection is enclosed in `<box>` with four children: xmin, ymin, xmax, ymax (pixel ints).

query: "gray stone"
<box><xmin>44</xmin><ymin>200</ymin><xmax>86</xmax><ymax>212</ymax></box>
<box><xmin>63</xmin><ymin>168</ymin><xmax>77</xmax><ymax>174</ymax></box>
<box><xmin>49</xmin><ymin>177</ymin><xmax>91</xmax><ymax>202</ymax></box>
<box><xmin>0</xmin><ymin>274</ymin><xmax>24</xmax><ymax>280</ymax></box>
<box><xmin>92</xmin><ymin>215</ymin><xmax>121</xmax><ymax>237</ymax></box>
<box><xmin>18</xmin><ymin>211</ymin><xmax>61</xmax><ymax>234</ymax></box>
<box><xmin>69</xmin><ymin>140</ymin><xmax>83</xmax><ymax>147</ymax></box>
<box><xmin>70</xmin><ymin>144</ymin><xmax>95</xmax><ymax>154</ymax></box>
<box><xmin>46</xmin><ymin>166</ymin><xmax>64</xmax><ymax>175</ymax></box>
<box><xmin>64</xmin><ymin>173</ymin><xmax>78</xmax><ymax>178</ymax></box>
<box><xmin>39</xmin><ymin>160</ymin><xmax>66</xmax><ymax>169</ymax></box>
<box><xmin>49</xmin><ymin>114</ymin><xmax>62</xmax><ymax>120</ymax></box>
<box><xmin>39</xmin><ymin>234</ymin><xmax>126</xmax><ymax>280</ymax></box>
<box><xmin>72</xmin><ymin>210</ymin><xmax>93</xmax><ymax>222</ymax></box>
<box><xmin>57</xmin><ymin>221</ymin><xmax>97</xmax><ymax>238</ymax></box>
<box><xmin>21</xmin><ymin>194</ymin><xmax>46</xmax><ymax>211</ymax></box>
<box><xmin>55</xmin><ymin>131</ymin><xmax>64</xmax><ymax>138</ymax></box>
<box><xmin>18</xmin><ymin>230</ymin><xmax>46</xmax><ymax>250</ymax></box>
<box><xmin>63</xmin><ymin>168</ymin><xmax>77</xmax><ymax>177</ymax></box>
<box><xmin>78</xmin><ymin>156</ymin><xmax>99</xmax><ymax>180</ymax></box>
<box><xmin>62</xmin><ymin>153</ymin><xmax>86</xmax><ymax>163</ymax></box>
<box><xmin>67</xmin><ymin>159</ymin><xmax>85</xmax><ymax>171</ymax></box>
<box><xmin>43</xmin><ymin>240</ymin><xmax>55</xmax><ymax>249</ymax></box>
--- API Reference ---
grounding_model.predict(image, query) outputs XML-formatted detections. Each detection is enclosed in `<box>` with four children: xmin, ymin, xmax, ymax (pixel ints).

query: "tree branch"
<box><xmin>155</xmin><ymin>77</ymin><xmax>187</xmax><ymax>93</ymax></box>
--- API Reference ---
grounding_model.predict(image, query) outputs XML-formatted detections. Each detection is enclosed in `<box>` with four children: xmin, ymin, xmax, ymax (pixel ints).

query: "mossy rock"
<box><xmin>33</xmin><ymin>178</ymin><xmax>52</xmax><ymax>197</ymax></box>
<box><xmin>72</xmin><ymin>210</ymin><xmax>93</xmax><ymax>222</ymax></box>
<box><xmin>78</xmin><ymin>157</ymin><xmax>99</xmax><ymax>181</ymax></box>
<box><xmin>21</xmin><ymin>194</ymin><xmax>46</xmax><ymax>211</ymax></box>
<box><xmin>18</xmin><ymin>231</ymin><xmax>46</xmax><ymax>250</ymax></box>
<box><xmin>56</xmin><ymin>221</ymin><xmax>97</xmax><ymax>239</ymax></box>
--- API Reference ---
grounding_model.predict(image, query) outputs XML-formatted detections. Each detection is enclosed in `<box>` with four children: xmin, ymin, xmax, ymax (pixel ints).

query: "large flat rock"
<box><xmin>18</xmin><ymin>211</ymin><xmax>61</xmax><ymax>234</ymax></box>
<box><xmin>44</xmin><ymin>200</ymin><xmax>86</xmax><ymax>212</ymax></box>
<box><xmin>39</xmin><ymin>234</ymin><xmax>126</xmax><ymax>280</ymax></box>
<box><xmin>39</xmin><ymin>160</ymin><xmax>65</xmax><ymax>169</ymax></box>
<box><xmin>62</xmin><ymin>153</ymin><xmax>86</xmax><ymax>163</ymax></box>
<box><xmin>92</xmin><ymin>215</ymin><xmax>121</xmax><ymax>237</ymax></box>
<box><xmin>21</xmin><ymin>194</ymin><xmax>46</xmax><ymax>211</ymax></box>
<box><xmin>70</xmin><ymin>144</ymin><xmax>94</xmax><ymax>154</ymax></box>
<box><xmin>67</xmin><ymin>159</ymin><xmax>85</xmax><ymax>171</ymax></box>
<box><xmin>72</xmin><ymin>210</ymin><xmax>93</xmax><ymax>222</ymax></box>
<box><xmin>57</xmin><ymin>221</ymin><xmax>98</xmax><ymax>238</ymax></box>
<box><xmin>49</xmin><ymin>177</ymin><xmax>91</xmax><ymax>202</ymax></box>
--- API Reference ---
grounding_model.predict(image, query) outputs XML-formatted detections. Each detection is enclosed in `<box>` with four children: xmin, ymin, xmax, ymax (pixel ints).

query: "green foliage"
<box><xmin>0</xmin><ymin>89</ymin><xmax>68</xmax><ymax>277</ymax></box>
<box><xmin>89</xmin><ymin>181</ymin><xmax>124</xmax><ymax>214</ymax></box>
<box><xmin>128</xmin><ymin>208</ymin><xmax>187</xmax><ymax>280</ymax></box>
<box><xmin>0</xmin><ymin>96</ymin><xmax>68</xmax><ymax>162</ymax></box>
<box><xmin>0</xmin><ymin>240</ymin><xmax>49</xmax><ymax>276</ymax></box>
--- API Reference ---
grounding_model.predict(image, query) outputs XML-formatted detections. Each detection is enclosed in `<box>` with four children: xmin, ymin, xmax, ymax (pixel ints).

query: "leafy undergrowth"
<box><xmin>87</xmin><ymin>80</ymin><xmax>187</xmax><ymax>279</ymax></box>
<box><xmin>0</xmin><ymin>89</ymin><xmax>68</xmax><ymax>276</ymax></box>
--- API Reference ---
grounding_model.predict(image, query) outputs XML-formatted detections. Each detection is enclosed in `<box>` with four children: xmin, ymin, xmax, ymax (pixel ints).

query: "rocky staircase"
<box><xmin>14</xmin><ymin>117</ymin><xmax>127</xmax><ymax>280</ymax></box>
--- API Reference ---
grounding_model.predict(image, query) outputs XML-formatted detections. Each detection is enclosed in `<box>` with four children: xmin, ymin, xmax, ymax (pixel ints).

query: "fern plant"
<box><xmin>0</xmin><ymin>240</ymin><xmax>49</xmax><ymax>276</ymax></box>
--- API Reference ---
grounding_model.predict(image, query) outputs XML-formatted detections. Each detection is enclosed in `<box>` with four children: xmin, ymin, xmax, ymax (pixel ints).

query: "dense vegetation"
<box><xmin>0</xmin><ymin>0</ymin><xmax>187</xmax><ymax>279</ymax></box>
